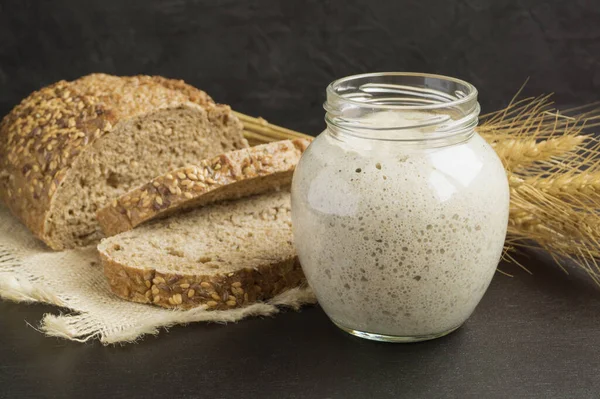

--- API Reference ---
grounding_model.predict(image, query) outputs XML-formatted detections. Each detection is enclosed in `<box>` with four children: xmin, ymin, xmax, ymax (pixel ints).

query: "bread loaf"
<box><xmin>97</xmin><ymin>139</ymin><xmax>311</xmax><ymax>236</ymax></box>
<box><xmin>0</xmin><ymin>74</ymin><xmax>248</xmax><ymax>249</ymax></box>
<box><xmin>98</xmin><ymin>191</ymin><xmax>303</xmax><ymax>309</ymax></box>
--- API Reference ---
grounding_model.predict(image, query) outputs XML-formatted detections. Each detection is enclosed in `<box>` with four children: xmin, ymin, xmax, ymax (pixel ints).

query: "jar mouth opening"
<box><xmin>326</xmin><ymin>72</ymin><xmax>478</xmax><ymax>111</ymax></box>
<box><xmin>324</xmin><ymin>72</ymin><xmax>480</xmax><ymax>142</ymax></box>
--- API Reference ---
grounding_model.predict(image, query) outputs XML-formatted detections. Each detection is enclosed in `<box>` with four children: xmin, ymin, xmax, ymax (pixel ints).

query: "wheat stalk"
<box><xmin>479</xmin><ymin>91</ymin><xmax>600</xmax><ymax>284</ymax></box>
<box><xmin>507</xmin><ymin>171</ymin><xmax>600</xmax><ymax>283</ymax></box>
<box><xmin>509</xmin><ymin>174</ymin><xmax>600</xmax><ymax>240</ymax></box>
<box><xmin>492</xmin><ymin>135</ymin><xmax>586</xmax><ymax>171</ymax></box>
<box><xmin>525</xmin><ymin>171</ymin><xmax>600</xmax><ymax>205</ymax></box>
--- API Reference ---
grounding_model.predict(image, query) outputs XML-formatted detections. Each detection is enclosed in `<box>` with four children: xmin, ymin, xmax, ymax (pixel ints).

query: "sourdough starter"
<box><xmin>291</xmin><ymin>113</ymin><xmax>509</xmax><ymax>338</ymax></box>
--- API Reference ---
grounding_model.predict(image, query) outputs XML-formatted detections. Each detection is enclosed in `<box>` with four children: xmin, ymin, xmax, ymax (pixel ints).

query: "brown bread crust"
<box><xmin>0</xmin><ymin>73</ymin><xmax>243</xmax><ymax>248</ymax></box>
<box><xmin>101</xmin><ymin>251</ymin><xmax>305</xmax><ymax>310</ymax></box>
<box><xmin>97</xmin><ymin>139</ymin><xmax>311</xmax><ymax>236</ymax></box>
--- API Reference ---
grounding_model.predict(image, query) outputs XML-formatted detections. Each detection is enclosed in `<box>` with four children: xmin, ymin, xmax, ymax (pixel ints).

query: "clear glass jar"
<box><xmin>291</xmin><ymin>73</ymin><xmax>509</xmax><ymax>342</ymax></box>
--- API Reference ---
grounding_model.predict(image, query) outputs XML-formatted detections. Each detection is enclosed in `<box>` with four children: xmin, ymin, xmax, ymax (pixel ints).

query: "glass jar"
<box><xmin>291</xmin><ymin>73</ymin><xmax>509</xmax><ymax>342</ymax></box>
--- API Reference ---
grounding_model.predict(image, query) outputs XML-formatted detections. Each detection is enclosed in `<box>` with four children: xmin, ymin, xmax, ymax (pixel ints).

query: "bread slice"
<box><xmin>97</xmin><ymin>139</ymin><xmax>311</xmax><ymax>236</ymax></box>
<box><xmin>0</xmin><ymin>74</ymin><xmax>248</xmax><ymax>250</ymax></box>
<box><xmin>98</xmin><ymin>191</ymin><xmax>303</xmax><ymax>309</ymax></box>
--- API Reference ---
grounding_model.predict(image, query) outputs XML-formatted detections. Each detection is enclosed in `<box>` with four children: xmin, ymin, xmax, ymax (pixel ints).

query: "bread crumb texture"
<box><xmin>97</xmin><ymin>138</ymin><xmax>311</xmax><ymax>236</ymax></box>
<box><xmin>99</xmin><ymin>191</ymin><xmax>304</xmax><ymax>310</ymax></box>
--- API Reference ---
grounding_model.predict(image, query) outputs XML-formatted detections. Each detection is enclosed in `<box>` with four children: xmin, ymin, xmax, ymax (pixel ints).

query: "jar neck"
<box><xmin>324</xmin><ymin>73</ymin><xmax>480</xmax><ymax>148</ymax></box>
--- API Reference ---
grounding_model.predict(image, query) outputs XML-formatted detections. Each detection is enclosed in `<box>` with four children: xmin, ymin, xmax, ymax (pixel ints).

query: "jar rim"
<box><xmin>324</xmin><ymin>72</ymin><xmax>480</xmax><ymax>144</ymax></box>
<box><xmin>326</xmin><ymin>72</ymin><xmax>478</xmax><ymax>111</ymax></box>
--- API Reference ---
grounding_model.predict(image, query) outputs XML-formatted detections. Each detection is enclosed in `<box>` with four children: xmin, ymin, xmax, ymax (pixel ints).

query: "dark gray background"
<box><xmin>1</xmin><ymin>1</ymin><xmax>600</xmax><ymax>398</ymax></box>
<box><xmin>1</xmin><ymin>0</ymin><xmax>599</xmax><ymax>134</ymax></box>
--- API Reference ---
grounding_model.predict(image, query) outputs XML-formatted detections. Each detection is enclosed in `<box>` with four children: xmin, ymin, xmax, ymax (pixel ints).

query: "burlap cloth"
<box><xmin>0</xmin><ymin>206</ymin><xmax>316</xmax><ymax>344</ymax></box>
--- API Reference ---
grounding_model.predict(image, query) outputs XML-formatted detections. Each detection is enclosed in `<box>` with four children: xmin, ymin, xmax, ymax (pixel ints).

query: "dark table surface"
<box><xmin>1</xmin><ymin>251</ymin><xmax>600</xmax><ymax>399</ymax></box>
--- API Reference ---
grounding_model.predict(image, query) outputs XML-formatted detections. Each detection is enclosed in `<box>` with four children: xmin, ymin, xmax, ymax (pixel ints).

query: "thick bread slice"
<box><xmin>0</xmin><ymin>73</ymin><xmax>248</xmax><ymax>249</ymax></box>
<box><xmin>98</xmin><ymin>191</ymin><xmax>303</xmax><ymax>310</ymax></box>
<box><xmin>97</xmin><ymin>139</ymin><xmax>311</xmax><ymax>236</ymax></box>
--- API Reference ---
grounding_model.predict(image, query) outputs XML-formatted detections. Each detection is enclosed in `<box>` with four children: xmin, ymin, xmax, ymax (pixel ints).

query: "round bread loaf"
<box><xmin>0</xmin><ymin>74</ymin><xmax>248</xmax><ymax>250</ymax></box>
